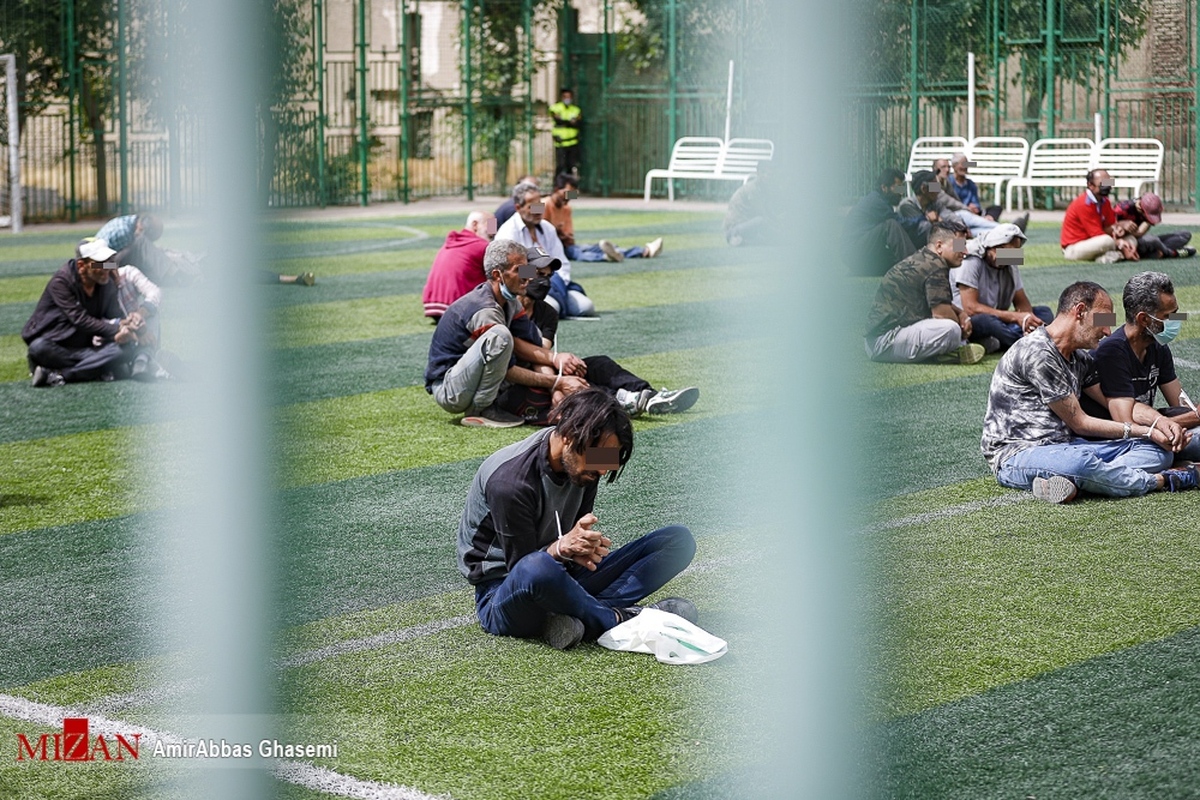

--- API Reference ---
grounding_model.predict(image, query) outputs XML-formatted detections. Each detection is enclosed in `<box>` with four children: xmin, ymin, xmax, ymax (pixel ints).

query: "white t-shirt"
<box><xmin>494</xmin><ymin>215</ymin><xmax>572</xmax><ymax>283</ymax></box>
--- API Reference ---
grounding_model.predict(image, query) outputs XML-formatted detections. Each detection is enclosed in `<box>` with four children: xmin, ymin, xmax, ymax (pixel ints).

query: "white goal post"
<box><xmin>0</xmin><ymin>54</ymin><xmax>21</xmax><ymax>233</ymax></box>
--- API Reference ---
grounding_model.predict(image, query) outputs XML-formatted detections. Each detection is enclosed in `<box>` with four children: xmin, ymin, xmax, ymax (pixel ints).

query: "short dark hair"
<box><xmin>553</xmin><ymin>172</ymin><xmax>579</xmax><ymax>191</ymax></box>
<box><xmin>137</xmin><ymin>213</ymin><xmax>163</xmax><ymax>241</ymax></box>
<box><xmin>549</xmin><ymin>388</ymin><xmax>634</xmax><ymax>484</ymax></box>
<box><xmin>928</xmin><ymin>218</ymin><xmax>968</xmax><ymax>244</ymax></box>
<box><xmin>1057</xmin><ymin>281</ymin><xmax>1108</xmax><ymax>315</ymax></box>
<box><xmin>876</xmin><ymin>168</ymin><xmax>905</xmax><ymax>190</ymax></box>
<box><xmin>560</xmin><ymin>87</ymin><xmax>573</xmax><ymax>96</ymax></box>
<box><xmin>1123</xmin><ymin>271</ymin><xmax>1174</xmax><ymax>322</ymax></box>
<box><xmin>910</xmin><ymin>170</ymin><xmax>937</xmax><ymax>194</ymax></box>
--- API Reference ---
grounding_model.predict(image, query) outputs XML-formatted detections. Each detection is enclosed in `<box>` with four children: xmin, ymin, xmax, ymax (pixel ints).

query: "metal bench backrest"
<box><xmin>665</xmin><ymin>137</ymin><xmax>727</xmax><ymax>175</ymax></box>
<box><xmin>1094</xmin><ymin>138</ymin><xmax>1164</xmax><ymax>181</ymax></box>
<box><xmin>1023</xmin><ymin>138</ymin><xmax>1096</xmax><ymax>179</ymax></box>
<box><xmin>722</xmin><ymin>138</ymin><xmax>775</xmax><ymax>175</ymax></box>
<box><xmin>906</xmin><ymin>136</ymin><xmax>970</xmax><ymax>175</ymax></box>
<box><xmin>966</xmin><ymin>136</ymin><xmax>1029</xmax><ymax>177</ymax></box>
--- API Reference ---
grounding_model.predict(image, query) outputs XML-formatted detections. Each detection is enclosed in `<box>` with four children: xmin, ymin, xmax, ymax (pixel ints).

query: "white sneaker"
<box><xmin>1096</xmin><ymin>250</ymin><xmax>1123</xmax><ymax>264</ymax></box>
<box><xmin>1032</xmin><ymin>475</ymin><xmax>1077</xmax><ymax>504</ymax></box>
<box><xmin>643</xmin><ymin>237</ymin><xmax>663</xmax><ymax>258</ymax></box>
<box><xmin>598</xmin><ymin>241</ymin><xmax>624</xmax><ymax>262</ymax></box>
<box><xmin>644</xmin><ymin>387</ymin><xmax>700</xmax><ymax>414</ymax></box>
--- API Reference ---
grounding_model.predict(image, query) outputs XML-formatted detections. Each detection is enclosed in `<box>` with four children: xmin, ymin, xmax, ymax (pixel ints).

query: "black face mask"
<box><xmin>525</xmin><ymin>276</ymin><xmax>552</xmax><ymax>302</ymax></box>
<box><xmin>1097</xmin><ymin>185</ymin><xmax>1113</xmax><ymax>197</ymax></box>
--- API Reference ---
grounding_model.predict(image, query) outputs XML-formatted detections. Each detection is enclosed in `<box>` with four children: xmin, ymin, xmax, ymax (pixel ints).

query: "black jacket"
<box><xmin>22</xmin><ymin>260</ymin><xmax>123</xmax><ymax>347</ymax></box>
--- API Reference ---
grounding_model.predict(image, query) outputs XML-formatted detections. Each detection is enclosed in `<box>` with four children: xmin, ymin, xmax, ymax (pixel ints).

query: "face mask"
<box><xmin>1097</xmin><ymin>185</ymin><xmax>1113</xmax><ymax>197</ymax></box>
<box><xmin>1148</xmin><ymin>314</ymin><xmax>1181</xmax><ymax>345</ymax></box>
<box><xmin>499</xmin><ymin>281</ymin><xmax>518</xmax><ymax>301</ymax></box>
<box><xmin>525</xmin><ymin>276</ymin><xmax>551</xmax><ymax>302</ymax></box>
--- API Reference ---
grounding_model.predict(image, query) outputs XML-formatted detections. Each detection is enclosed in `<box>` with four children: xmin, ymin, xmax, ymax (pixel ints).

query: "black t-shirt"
<box><xmin>1080</xmin><ymin>327</ymin><xmax>1177</xmax><ymax>419</ymax></box>
<box><xmin>530</xmin><ymin>298</ymin><xmax>559</xmax><ymax>345</ymax></box>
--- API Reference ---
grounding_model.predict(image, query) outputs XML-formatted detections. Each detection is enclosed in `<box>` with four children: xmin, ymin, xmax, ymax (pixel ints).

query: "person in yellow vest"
<box><xmin>549</xmin><ymin>88</ymin><xmax>582</xmax><ymax>177</ymax></box>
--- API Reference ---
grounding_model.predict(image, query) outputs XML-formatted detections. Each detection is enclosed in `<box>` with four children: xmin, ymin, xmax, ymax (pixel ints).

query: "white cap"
<box><xmin>77</xmin><ymin>238</ymin><xmax>117</xmax><ymax>263</ymax></box>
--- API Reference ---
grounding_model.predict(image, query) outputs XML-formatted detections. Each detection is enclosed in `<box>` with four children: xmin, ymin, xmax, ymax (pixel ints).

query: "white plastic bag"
<box><xmin>596</xmin><ymin>608</ymin><xmax>728</xmax><ymax>665</ymax></box>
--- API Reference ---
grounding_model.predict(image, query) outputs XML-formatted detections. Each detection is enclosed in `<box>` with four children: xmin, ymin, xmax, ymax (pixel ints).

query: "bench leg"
<box><xmin>644</xmin><ymin>175</ymin><xmax>653</xmax><ymax>202</ymax></box>
<box><xmin>668</xmin><ymin>178</ymin><xmax>674</xmax><ymax>202</ymax></box>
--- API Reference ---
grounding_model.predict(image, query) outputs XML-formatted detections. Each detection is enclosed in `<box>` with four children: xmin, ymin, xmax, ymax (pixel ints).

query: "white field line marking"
<box><xmin>269</xmin><ymin>226</ymin><xmax>430</xmax><ymax>260</ymax></box>
<box><xmin>0</xmin><ymin>693</ymin><xmax>448</xmax><ymax>800</ymax></box>
<box><xmin>868</xmin><ymin>493</ymin><xmax>1033</xmax><ymax>532</ymax></box>
<box><xmin>276</xmin><ymin>614</ymin><xmax>476</xmax><ymax>670</ymax></box>
<box><xmin>1176</xmin><ymin>357</ymin><xmax>1200</xmax><ymax>371</ymax></box>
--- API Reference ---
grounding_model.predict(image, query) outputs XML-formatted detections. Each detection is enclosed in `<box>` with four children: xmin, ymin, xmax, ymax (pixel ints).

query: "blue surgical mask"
<box><xmin>499</xmin><ymin>282</ymin><xmax>518</xmax><ymax>302</ymax></box>
<box><xmin>1148</xmin><ymin>314</ymin><xmax>1181</xmax><ymax>345</ymax></box>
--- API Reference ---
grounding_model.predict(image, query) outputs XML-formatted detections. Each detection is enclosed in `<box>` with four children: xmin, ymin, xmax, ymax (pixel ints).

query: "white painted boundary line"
<box><xmin>270</xmin><ymin>224</ymin><xmax>430</xmax><ymax>260</ymax></box>
<box><xmin>868</xmin><ymin>493</ymin><xmax>1033</xmax><ymax>532</ymax></box>
<box><xmin>1176</xmin><ymin>357</ymin><xmax>1200</xmax><ymax>371</ymax></box>
<box><xmin>277</xmin><ymin>614</ymin><xmax>476</xmax><ymax>670</ymax></box>
<box><xmin>0</xmin><ymin>693</ymin><xmax>448</xmax><ymax>800</ymax></box>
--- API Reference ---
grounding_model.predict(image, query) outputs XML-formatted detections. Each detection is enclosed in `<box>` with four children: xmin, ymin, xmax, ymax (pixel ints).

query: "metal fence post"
<box><xmin>356</xmin><ymin>0</ymin><xmax>369</xmax><ymax>206</ymax></box>
<box><xmin>523</xmin><ymin>0</ymin><xmax>533</xmax><ymax>179</ymax></box>
<box><xmin>668</xmin><ymin>0</ymin><xmax>677</xmax><ymax>166</ymax></box>
<box><xmin>399</xmin><ymin>0</ymin><xmax>410</xmax><ymax>204</ymax></box>
<box><xmin>3</xmin><ymin>55</ymin><xmax>21</xmax><ymax>232</ymax></box>
<box><xmin>65</xmin><ymin>0</ymin><xmax>79</xmax><ymax>222</ymax></box>
<box><xmin>909</xmin><ymin>0</ymin><xmax>919</xmax><ymax>145</ymax></box>
<box><xmin>1044</xmin><ymin>0</ymin><xmax>1056</xmax><ymax>139</ymax></box>
<box><xmin>1196</xmin><ymin>0</ymin><xmax>1200</xmax><ymax>209</ymax></box>
<box><xmin>118</xmin><ymin>0</ymin><xmax>130</xmax><ymax>214</ymax></box>
<box><xmin>463</xmin><ymin>0</ymin><xmax>474</xmax><ymax>201</ymax></box>
<box><xmin>315</xmin><ymin>0</ymin><xmax>327</xmax><ymax>206</ymax></box>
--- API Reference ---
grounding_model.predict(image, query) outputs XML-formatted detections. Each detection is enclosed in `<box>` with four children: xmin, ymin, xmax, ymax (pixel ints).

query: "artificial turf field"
<box><xmin>863</xmin><ymin>220</ymin><xmax>1200</xmax><ymax>797</ymax></box>
<box><xmin>0</xmin><ymin>208</ymin><xmax>777</xmax><ymax>799</ymax></box>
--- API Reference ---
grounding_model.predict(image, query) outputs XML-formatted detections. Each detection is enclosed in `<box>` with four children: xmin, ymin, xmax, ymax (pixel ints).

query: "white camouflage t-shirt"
<box><xmin>980</xmin><ymin>327</ymin><xmax>1097</xmax><ymax>472</ymax></box>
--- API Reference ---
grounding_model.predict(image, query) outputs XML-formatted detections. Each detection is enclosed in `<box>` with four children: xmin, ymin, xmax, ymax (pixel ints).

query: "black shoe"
<box><xmin>542</xmin><ymin>613</ymin><xmax>584</xmax><ymax>650</ymax></box>
<box><xmin>130</xmin><ymin>353</ymin><xmax>150</xmax><ymax>379</ymax></box>
<box><xmin>646</xmin><ymin>597</ymin><xmax>699</xmax><ymax>624</ymax></box>
<box><xmin>31</xmin><ymin>366</ymin><xmax>65</xmax><ymax>388</ymax></box>
<box><xmin>1013</xmin><ymin>212</ymin><xmax>1030</xmax><ymax>233</ymax></box>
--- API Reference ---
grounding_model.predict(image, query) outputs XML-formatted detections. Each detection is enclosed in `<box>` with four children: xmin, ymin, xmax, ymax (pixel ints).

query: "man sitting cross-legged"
<box><xmin>1082</xmin><ymin>271</ymin><xmax>1200</xmax><ymax>463</ymax></box>
<box><xmin>458</xmin><ymin>387</ymin><xmax>698</xmax><ymax>650</ymax></box>
<box><xmin>950</xmin><ymin>223</ymin><xmax>1054</xmax><ymax>353</ymax></box>
<box><xmin>981</xmin><ymin>280</ymin><xmax>1197</xmax><ymax>504</ymax></box>
<box><xmin>864</xmin><ymin>218</ymin><xmax>985</xmax><ymax>364</ymax></box>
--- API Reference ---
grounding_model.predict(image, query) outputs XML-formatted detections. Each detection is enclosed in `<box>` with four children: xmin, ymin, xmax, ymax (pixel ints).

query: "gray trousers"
<box><xmin>432</xmin><ymin>326</ymin><xmax>514</xmax><ymax>414</ymax></box>
<box><xmin>865</xmin><ymin>319</ymin><xmax>964</xmax><ymax>363</ymax></box>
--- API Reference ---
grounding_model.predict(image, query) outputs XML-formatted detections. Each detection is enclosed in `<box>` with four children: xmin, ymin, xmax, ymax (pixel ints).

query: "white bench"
<box><xmin>1005</xmin><ymin>138</ymin><xmax>1095</xmax><ymax>211</ymax></box>
<box><xmin>643</xmin><ymin>136</ymin><xmax>774</xmax><ymax>201</ymax></box>
<box><xmin>965</xmin><ymin>136</ymin><xmax>1029</xmax><ymax>206</ymax></box>
<box><xmin>905</xmin><ymin>136</ymin><xmax>969</xmax><ymax>178</ymax></box>
<box><xmin>1093</xmin><ymin>137</ymin><xmax>1164</xmax><ymax>197</ymax></box>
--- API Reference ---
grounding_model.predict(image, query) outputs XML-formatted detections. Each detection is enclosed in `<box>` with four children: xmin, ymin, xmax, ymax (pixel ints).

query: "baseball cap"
<box><xmin>77</xmin><ymin>238</ymin><xmax>117</xmax><ymax>263</ymax></box>
<box><xmin>1139</xmin><ymin>192</ymin><xmax>1163</xmax><ymax>225</ymax></box>
<box><xmin>524</xmin><ymin>245</ymin><xmax>561</xmax><ymax>272</ymax></box>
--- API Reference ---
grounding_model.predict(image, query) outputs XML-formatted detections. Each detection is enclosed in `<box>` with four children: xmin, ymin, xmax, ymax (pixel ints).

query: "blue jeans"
<box><xmin>474</xmin><ymin>525</ymin><xmax>696</xmax><ymax>640</ymax></box>
<box><xmin>566</xmin><ymin>243</ymin><xmax>644</xmax><ymax>261</ymax></box>
<box><xmin>548</xmin><ymin>273</ymin><xmax>594</xmax><ymax>317</ymax></box>
<box><xmin>970</xmin><ymin>306</ymin><xmax>1054</xmax><ymax>349</ymax></box>
<box><xmin>996</xmin><ymin>437</ymin><xmax>1170</xmax><ymax>498</ymax></box>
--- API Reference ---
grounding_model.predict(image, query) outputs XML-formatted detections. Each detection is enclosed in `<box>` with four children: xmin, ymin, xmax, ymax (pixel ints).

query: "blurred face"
<box><xmin>562</xmin><ymin>92</ymin><xmax>573</xmax><ymax>105</ymax></box>
<box><xmin>517</xmin><ymin>191</ymin><xmax>544</xmax><ymax>227</ymax></box>
<box><xmin>953</xmin><ymin>159</ymin><xmax>969</xmax><ymax>180</ymax></box>
<box><xmin>469</xmin><ymin>214</ymin><xmax>495</xmax><ymax>240</ymax></box>
<box><xmin>881</xmin><ymin>177</ymin><xmax>904</xmax><ymax>205</ymax></box>
<box><xmin>561</xmin><ymin>432</ymin><xmax>620</xmax><ymax>487</ymax></box>
<box><xmin>933</xmin><ymin>159</ymin><xmax>950</xmax><ymax>181</ymax></box>
<box><xmin>985</xmin><ymin>239</ymin><xmax>1021</xmax><ymax>269</ymax></box>
<box><xmin>77</xmin><ymin>258</ymin><xmax>111</xmax><ymax>285</ymax></box>
<box><xmin>492</xmin><ymin>252</ymin><xmax>529</xmax><ymax>298</ymax></box>
<box><xmin>1079</xmin><ymin>293</ymin><xmax>1115</xmax><ymax>348</ymax></box>
<box><xmin>932</xmin><ymin>233</ymin><xmax>968</xmax><ymax>268</ymax></box>
<box><xmin>1088</xmin><ymin>170</ymin><xmax>1113</xmax><ymax>196</ymax></box>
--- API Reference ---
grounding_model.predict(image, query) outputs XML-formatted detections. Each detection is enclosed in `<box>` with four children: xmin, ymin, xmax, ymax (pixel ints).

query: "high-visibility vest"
<box><xmin>549</xmin><ymin>102</ymin><xmax>581</xmax><ymax>148</ymax></box>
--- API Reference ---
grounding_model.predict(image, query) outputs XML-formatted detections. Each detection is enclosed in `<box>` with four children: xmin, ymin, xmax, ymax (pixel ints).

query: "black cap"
<box><xmin>525</xmin><ymin>245</ymin><xmax>561</xmax><ymax>272</ymax></box>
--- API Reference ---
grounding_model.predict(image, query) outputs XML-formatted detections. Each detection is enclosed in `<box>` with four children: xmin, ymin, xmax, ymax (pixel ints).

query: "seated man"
<box><xmin>1082</xmin><ymin>271</ymin><xmax>1200</xmax><ymax>463</ymax></box>
<box><xmin>950</xmin><ymin>223</ymin><xmax>1053</xmax><ymax>352</ymax></box>
<box><xmin>97</xmin><ymin>212</ymin><xmax>200</xmax><ymax>286</ymax></box>
<box><xmin>495</xmin><ymin>246</ymin><xmax>700</xmax><ymax>423</ymax></box>
<box><xmin>897</xmin><ymin>171</ymin><xmax>1000</xmax><ymax>238</ymax></box>
<box><xmin>723</xmin><ymin>167</ymin><xmax>784</xmax><ymax>247</ymax></box>
<box><xmin>841</xmin><ymin>168</ymin><xmax>919</xmax><ymax>276</ymax></box>
<box><xmin>864</xmin><ymin>219</ymin><xmax>984</xmax><ymax>364</ymax></box>
<box><xmin>458</xmin><ymin>387</ymin><xmax>698</xmax><ymax>650</ymax></box>
<box><xmin>1061</xmin><ymin>169</ymin><xmax>1139</xmax><ymax>263</ymax></box>
<box><xmin>422</xmin><ymin>211</ymin><xmax>493</xmax><ymax>320</ymax></box>
<box><xmin>543</xmin><ymin>173</ymin><xmax>662</xmax><ymax>262</ymax></box>
<box><xmin>495</xmin><ymin>175</ymin><xmax>538</xmax><ymax>229</ymax></box>
<box><xmin>1113</xmin><ymin>192</ymin><xmax>1195</xmax><ymax>260</ymax></box>
<box><xmin>948</xmin><ymin>153</ymin><xmax>1026</xmax><ymax>227</ymax></box>
<box><xmin>115</xmin><ymin>263</ymin><xmax>171</xmax><ymax>380</ymax></box>
<box><xmin>23</xmin><ymin>239</ymin><xmax>143</xmax><ymax>387</ymax></box>
<box><xmin>496</xmin><ymin>180</ymin><xmax>594</xmax><ymax>317</ymax></box>
<box><xmin>425</xmin><ymin>239</ymin><xmax>587</xmax><ymax>428</ymax></box>
<box><xmin>981</xmin><ymin>280</ymin><xmax>1196</xmax><ymax>504</ymax></box>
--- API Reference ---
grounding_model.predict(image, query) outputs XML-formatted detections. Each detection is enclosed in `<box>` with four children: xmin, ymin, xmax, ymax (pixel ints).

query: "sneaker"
<box><xmin>598</xmin><ymin>241</ymin><xmax>624</xmax><ymax>262</ymax></box>
<box><xmin>979</xmin><ymin>336</ymin><xmax>1002</xmax><ymax>354</ymax></box>
<box><xmin>616</xmin><ymin>388</ymin><xmax>643</xmax><ymax>417</ymax></box>
<box><xmin>937</xmin><ymin>343</ymin><xmax>985</xmax><ymax>365</ymax></box>
<box><xmin>300</xmin><ymin>272</ymin><xmax>316</xmax><ymax>286</ymax></box>
<box><xmin>542</xmin><ymin>613</ymin><xmax>584</xmax><ymax>650</ymax></box>
<box><xmin>130</xmin><ymin>353</ymin><xmax>151</xmax><ymax>379</ymax></box>
<box><xmin>644</xmin><ymin>386</ymin><xmax>701</xmax><ymax>414</ymax></box>
<box><xmin>1013</xmin><ymin>212</ymin><xmax>1029</xmax><ymax>233</ymax></box>
<box><xmin>1032</xmin><ymin>475</ymin><xmax>1078</xmax><ymax>504</ymax></box>
<box><xmin>460</xmin><ymin>405</ymin><xmax>525</xmax><ymax>428</ymax></box>
<box><xmin>643</xmin><ymin>237</ymin><xmax>664</xmax><ymax>258</ymax></box>
<box><xmin>1177</xmin><ymin>246</ymin><xmax>1197</xmax><ymax>258</ymax></box>
<box><xmin>727</xmin><ymin>233</ymin><xmax>743</xmax><ymax>247</ymax></box>
<box><xmin>1162</xmin><ymin>464</ymin><xmax>1199</xmax><ymax>492</ymax></box>
<box><xmin>31</xmin><ymin>366</ymin><xmax>65</xmax><ymax>388</ymax></box>
<box><xmin>646</xmin><ymin>597</ymin><xmax>699</xmax><ymax>624</ymax></box>
<box><xmin>1096</xmin><ymin>250</ymin><xmax>1123</xmax><ymax>264</ymax></box>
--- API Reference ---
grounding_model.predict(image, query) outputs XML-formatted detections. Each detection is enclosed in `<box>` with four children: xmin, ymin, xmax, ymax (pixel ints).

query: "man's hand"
<box><xmin>1020</xmin><ymin>313</ymin><xmax>1045</xmax><ymax>334</ymax></box>
<box><xmin>968</xmin><ymin>203</ymin><xmax>982</xmax><ymax>215</ymax></box>
<box><xmin>1117</xmin><ymin>238</ymin><xmax>1139</xmax><ymax>261</ymax></box>
<box><xmin>1153</xmin><ymin>417</ymin><xmax>1189</xmax><ymax>452</ymax></box>
<box><xmin>555</xmin><ymin>513</ymin><xmax>612</xmax><ymax>571</ymax></box>
<box><xmin>957</xmin><ymin>310</ymin><xmax>972</xmax><ymax>338</ymax></box>
<box><xmin>925</xmin><ymin>210</ymin><xmax>939</xmax><ymax>222</ymax></box>
<box><xmin>123</xmin><ymin>311</ymin><xmax>145</xmax><ymax>331</ymax></box>
<box><xmin>553</xmin><ymin>352</ymin><xmax>586</xmax><ymax>377</ymax></box>
<box><xmin>556</xmin><ymin>375</ymin><xmax>589</xmax><ymax>396</ymax></box>
<box><xmin>114</xmin><ymin>324</ymin><xmax>138</xmax><ymax>345</ymax></box>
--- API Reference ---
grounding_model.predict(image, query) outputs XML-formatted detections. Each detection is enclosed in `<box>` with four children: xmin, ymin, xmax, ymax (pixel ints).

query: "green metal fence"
<box><xmin>849</xmin><ymin>0</ymin><xmax>1200</xmax><ymax>209</ymax></box>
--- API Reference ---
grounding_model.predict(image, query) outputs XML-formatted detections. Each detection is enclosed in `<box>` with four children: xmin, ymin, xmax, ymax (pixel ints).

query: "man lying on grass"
<box><xmin>981</xmin><ymin>280</ymin><xmax>1197</xmax><ymax>504</ymax></box>
<box><xmin>456</xmin><ymin>388</ymin><xmax>698</xmax><ymax>650</ymax></box>
<box><xmin>1082</xmin><ymin>271</ymin><xmax>1200</xmax><ymax>463</ymax></box>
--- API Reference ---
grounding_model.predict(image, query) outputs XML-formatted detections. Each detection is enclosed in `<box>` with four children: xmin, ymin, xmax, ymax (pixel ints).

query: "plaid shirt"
<box><xmin>95</xmin><ymin>215</ymin><xmax>138</xmax><ymax>252</ymax></box>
